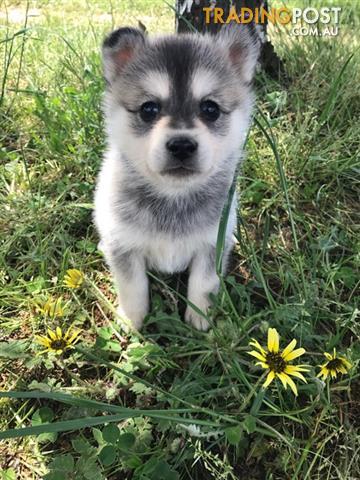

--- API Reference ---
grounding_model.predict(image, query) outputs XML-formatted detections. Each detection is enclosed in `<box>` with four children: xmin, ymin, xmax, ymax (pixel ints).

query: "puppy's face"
<box><xmin>103</xmin><ymin>27</ymin><xmax>259</xmax><ymax>191</ymax></box>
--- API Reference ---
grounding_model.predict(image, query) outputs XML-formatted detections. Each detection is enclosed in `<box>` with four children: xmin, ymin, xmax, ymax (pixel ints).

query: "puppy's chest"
<box><xmin>118</xmin><ymin>181</ymin><xmax>227</xmax><ymax>236</ymax></box>
<box><xmin>144</xmin><ymin>235</ymin><xmax>196</xmax><ymax>273</ymax></box>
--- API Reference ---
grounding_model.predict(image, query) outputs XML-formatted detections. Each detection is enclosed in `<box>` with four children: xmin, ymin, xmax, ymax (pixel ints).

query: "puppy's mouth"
<box><xmin>161</xmin><ymin>165</ymin><xmax>199</xmax><ymax>177</ymax></box>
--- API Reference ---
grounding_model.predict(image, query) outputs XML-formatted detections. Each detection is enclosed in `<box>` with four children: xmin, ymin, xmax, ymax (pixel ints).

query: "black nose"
<box><xmin>166</xmin><ymin>136</ymin><xmax>198</xmax><ymax>161</ymax></box>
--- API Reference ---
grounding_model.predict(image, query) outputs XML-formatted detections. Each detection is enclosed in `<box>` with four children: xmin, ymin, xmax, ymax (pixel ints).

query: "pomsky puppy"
<box><xmin>94</xmin><ymin>25</ymin><xmax>259</xmax><ymax>331</ymax></box>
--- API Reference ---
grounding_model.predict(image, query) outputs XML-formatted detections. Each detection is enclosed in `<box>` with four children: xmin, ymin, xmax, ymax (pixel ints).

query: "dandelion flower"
<box><xmin>35</xmin><ymin>326</ymin><xmax>81</xmax><ymax>355</ymax></box>
<box><xmin>36</xmin><ymin>297</ymin><xmax>64</xmax><ymax>318</ymax></box>
<box><xmin>317</xmin><ymin>348</ymin><xmax>352</xmax><ymax>380</ymax></box>
<box><xmin>248</xmin><ymin>328</ymin><xmax>309</xmax><ymax>396</ymax></box>
<box><xmin>63</xmin><ymin>269</ymin><xmax>84</xmax><ymax>289</ymax></box>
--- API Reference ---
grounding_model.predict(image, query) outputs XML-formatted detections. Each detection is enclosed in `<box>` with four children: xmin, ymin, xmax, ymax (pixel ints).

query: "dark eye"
<box><xmin>200</xmin><ymin>100</ymin><xmax>220</xmax><ymax>122</ymax></box>
<box><xmin>140</xmin><ymin>101</ymin><xmax>161</xmax><ymax>122</ymax></box>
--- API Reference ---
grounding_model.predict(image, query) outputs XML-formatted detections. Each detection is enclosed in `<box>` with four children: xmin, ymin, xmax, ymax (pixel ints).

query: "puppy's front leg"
<box><xmin>185</xmin><ymin>247</ymin><xmax>220</xmax><ymax>331</ymax></box>
<box><xmin>108</xmin><ymin>249</ymin><xmax>149</xmax><ymax>330</ymax></box>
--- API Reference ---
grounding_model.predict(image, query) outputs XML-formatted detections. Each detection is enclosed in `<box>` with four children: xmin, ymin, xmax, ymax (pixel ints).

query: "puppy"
<box><xmin>94</xmin><ymin>25</ymin><xmax>259</xmax><ymax>331</ymax></box>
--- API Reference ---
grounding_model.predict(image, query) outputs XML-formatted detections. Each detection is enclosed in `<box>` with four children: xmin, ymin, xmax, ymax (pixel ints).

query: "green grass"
<box><xmin>0</xmin><ymin>0</ymin><xmax>359</xmax><ymax>479</ymax></box>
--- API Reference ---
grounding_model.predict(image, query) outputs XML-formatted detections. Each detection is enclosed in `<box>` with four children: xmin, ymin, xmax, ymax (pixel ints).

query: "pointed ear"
<box><xmin>102</xmin><ymin>27</ymin><xmax>146</xmax><ymax>84</ymax></box>
<box><xmin>217</xmin><ymin>25</ymin><xmax>260</xmax><ymax>83</ymax></box>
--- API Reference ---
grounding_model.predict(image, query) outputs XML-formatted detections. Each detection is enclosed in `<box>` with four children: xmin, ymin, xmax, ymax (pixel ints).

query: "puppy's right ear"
<box><xmin>102</xmin><ymin>27</ymin><xmax>145</xmax><ymax>84</ymax></box>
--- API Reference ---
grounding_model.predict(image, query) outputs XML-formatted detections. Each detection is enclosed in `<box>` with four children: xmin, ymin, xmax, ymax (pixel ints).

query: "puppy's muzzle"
<box><xmin>164</xmin><ymin>136</ymin><xmax>198</xmax><ymax>176</ymax></box>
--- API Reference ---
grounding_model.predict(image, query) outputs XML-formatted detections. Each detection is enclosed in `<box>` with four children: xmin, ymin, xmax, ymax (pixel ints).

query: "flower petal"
<box><xmin>339</xmin><ymin>357</ymin><xmax>352</xmax><ymax>370</ymax></box>
<box><xmin>324</xmin><ymin>352</ymin><xmax>333</xmax><ymax>361</ymax></box>
<box><xmin>249</xmin><ymin>339</ymin><xmax>266</xmax><ymax>356</ymax></box>
<box><xmin>285</xmin><ymin>364</ymin><xmax>310</xmax><ymax>373</ymax></box>
<box><xmin>67</xmin><ymin>330</ymin><xmax>81</xmax><ymax>344</ymax></box>
<box><xmin>276</xmin><ymin>372</ymin><xmax>288</xmax><ymax>389</ymax></box>
<box><xmin>47</xmin><ymin>329</ymin><xmax>57</xmax><ymax>340</ymax></box>
<box><xmin>247</xmin><ymin>350</ymin><xmax>267</xmax><ymax>362</ymax></box>
<box><xmin>283</xmin><ymin>347</ymin><xmax>306</xmax><ymax>361</ymax></box>
<box><xmin>64</xmin><ymin>269</ymin><xmax>84</xmax><ymax>288</ymax></box>
<box><xmin>255</xmin><ymin>362</ymin><xmax>269</xmax><ymax>369</ymax></box>
<box><xmin>64</xmin><ymin>326</ymin><xmax>73</xmax><ymax>339</ymax></box>
<box><xmin>337</xmin><ymin>366</ymin><xmax>348</xmax><ymax>374</ymax></box>
<box><xmin>284</xmin><ymin>367</ymin><xmax>307</xmax><ymax>383</ymax></box>
<box><xmin>285</xmin><ymin>375</ymin><xmax>298</xmax><ymax>396</ymax></box>
<box><xmin>56</xmin><ymin>327</ymin><xmax>62</xmax><ymax>338</ymax></box>
<box><xmin>35</xmin><ymin>335</ymin><xmax>51</xmax><ymax>347</ymax></box>
<box><xmin>268</xmin><ymin>328</ymin><xmax>279</xmax><ymax>353</ymax></box>
<box><xmin>36</xmin><ymin>349</ymin><xmax>50</xmax><ymax>355</ymax></box>
<box><xmin>317</xmin><ymin>367</ymin><xmax>328</xmax><ymax>379</ymax></box>
<box><xmin>281</xmin><ymin>339</ymin><xmax>297</xmax><ymax>359</ymax></box>
<box><xmin>263</xmin><ymin>370</ymin><xmax>275</xmax><ymax>389</ymax></box>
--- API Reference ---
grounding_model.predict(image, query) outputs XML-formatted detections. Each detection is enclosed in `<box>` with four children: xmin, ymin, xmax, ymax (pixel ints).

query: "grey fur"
<box><xmin>114</xmin><ymin>155</ymin><xmax>235</xmax><ymax>236</ymax></box>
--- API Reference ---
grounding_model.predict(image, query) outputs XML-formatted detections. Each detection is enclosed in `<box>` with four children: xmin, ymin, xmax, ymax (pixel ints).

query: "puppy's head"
<box><xmin>102</xmin><ymin>26</ymin><xmax>259</xmax><ymax>191</ymax></box>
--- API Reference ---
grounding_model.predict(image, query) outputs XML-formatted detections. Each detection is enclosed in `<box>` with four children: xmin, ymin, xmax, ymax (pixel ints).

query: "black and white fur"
<box><xmin>94</xmin><ymin>26</ymin><xmax>259</xmax><ymax>330</ymax></box>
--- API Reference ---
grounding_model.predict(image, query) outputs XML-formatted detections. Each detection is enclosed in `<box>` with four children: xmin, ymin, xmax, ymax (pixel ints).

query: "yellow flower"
<box><xmin>248</xmin><ymin>328</ymin><xmax>310</xmax><ymax>396</ymax></box>
<box><xmin>35</xmin><ymin>326</ymin><xmax>81</xmax><ymax>355</ymax></box>
<box><xmin>63</xmin><ymin>269</ymin><xmax>84</xmax><ymax>289</ymax></box>
<box><xmin>36</xmin><ymin>297</ymin><xmax>64</xmax><ymax>318</ymax></box>
<box><xmin>317</xmin><ymin>348</ymin><xmax>352</xmax><ymax>380</ymax></box>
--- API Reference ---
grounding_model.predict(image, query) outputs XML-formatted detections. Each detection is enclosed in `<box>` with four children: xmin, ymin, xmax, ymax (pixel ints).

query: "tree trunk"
<box><xmin>176</xmin><ymin>0</ymin><xmax>284</xmax><ymax>79</ymax></box>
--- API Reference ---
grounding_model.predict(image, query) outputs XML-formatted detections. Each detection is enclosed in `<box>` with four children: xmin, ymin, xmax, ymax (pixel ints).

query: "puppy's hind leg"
<box><xmin>107</xmin><ymin>249</ymin><xmax>149</xmax><ymax>330</ymax></box>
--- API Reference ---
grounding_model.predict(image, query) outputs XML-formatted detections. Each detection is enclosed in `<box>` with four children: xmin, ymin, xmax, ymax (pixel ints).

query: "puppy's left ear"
<box><xmin>218</xmin><ymin>25</ymin><xmax>260</xmax><ymax>83</ymax></box>
<box><xmin>102</xmin><ymin>27</ymin><xmax>146</xmax><ymax>84</ymax></box>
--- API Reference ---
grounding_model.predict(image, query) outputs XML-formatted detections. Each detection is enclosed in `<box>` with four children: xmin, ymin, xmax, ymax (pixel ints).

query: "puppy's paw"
<box><xmin>185</xmin><ymin>306</ymin><xmax>210</xmax><ymax>331</ymax></box>
<box><xmin>116</xmin><ymin>305</ymin><xmax>145</xmax><ymax>331</ymax></box>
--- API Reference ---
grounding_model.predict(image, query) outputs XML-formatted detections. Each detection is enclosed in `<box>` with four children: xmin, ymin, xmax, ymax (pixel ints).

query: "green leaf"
<box><xmin>102</xmin><ymin>424</ymin><xmax>120</xmax><ymax>444</ymax></box>
<box><xmin>318</xmin><ymin>54</ymin><xmax>353</xmax><ymax>126</ymax></box>
<box><xmin>32</xmin><ymin>407</ymin><xmax>57</xmax><ymax>443</ymax></box>
<box><xmin>43</xmin><ymin>473</ymin><xmax>64</xmax><ymax>480</ymax></box>
<box><xmin>225</xmin><ymin>425</ymin><xmax>243</xmax><ymax>445</ymax></box>
<box><xmin>118</xmin><ymin>432</ymin><xmax>136</xmax><ymax>450</ymax></box>
<box><xmin>26</xmin><ymin>275</ymin><xmax>46</xmax><ymax>293</ymax></box>
<box><xmin>76</xmin><ymin>457</ymin><xmax>103</xmax><ymax>480</ymax></box>
<box><xmin>334</xmin><ymin>266</ymin><xmax>357</xmax><ymax>288</ymax></box>
<box><xmin>99</xmin><ymin>445</ymin><xmax>117</xmax><ymax>466</ymax></box>
<box><xmin>28</xmin><ymin>380</ymin><xmax>52</xmax><ymax>392</ymax></box>
<box><xmin>49</xmin><ymin>454</ymin><xmax>75</xmax><ymax>473</ymax></box>
<box><xmin>130</xmin><ymin>382</ymin><xmax>153</xmax><ymax>396</ymax></box>
<box><xmin>250</xmin><ymin>389</ymin><xmax>265</xmax><ymax>416</ymax></box>
<box><xmin>127</xmin><ymin>343</ymin><xmax>161</xmax><ymax>360</ymax></box>
<box><xmin>152</xmin><ymin>461</ymin><xmax>179</xmax><ymax>480</ymax></box>
<box><xmin>0</xmin><ymin>390</ymin><xmax>225</xmax><ymax>441</ymax></box>
<box><xmin>123</xmin><ymin>454</ymin><xmax>142</xmax><ymax>469</ymax></box>
<box><xmin>76</xmin><ymin>239</ymin><xmax>97</xmax><ymax>253</ymax></box>
<box><xmin>71</xmin><ymin>437</ymin><xmax>95</xmax><ymax>456</ymax></box>
<box><xmin>95</xmin><ymin>337</ymin><xmax>107</xmax><ymax>349</ymax></box>
<box><xmin>243</xmin><ymin>415</ymin><xmax>257</xmax><ymax>434</ymax></box>
<box><xmin>141</xmin><ymin>457</ymin><xmax>158</xmax><ymax>475</ymax></box>
<box><xmin>32</xmin><ymin>407</ymin><xmax>54</xmax><ymax>425</ymax></box>
<box><xmin>37</xmin><ymin>431</ymin><xmax>58</xmax><ymax>443</ymax></box>
<box><xmin>1</xmin><ymin>468</ymin><xmax>16</xmax><ymax>480</ymax></box>
<box><xmin>0</xmin><ymin>340</ymin><xmax>29</xmax><ymax>359</ymax></box>
<box><xmin>0</xmin><ymin>413</ymin><xmax>133</xmax><ymax>441</ymax></box>
<box><xmin>216</xmin><ymin>176</ymin><xmax>237</xmax><ymax>275</ymax></box>
<box><xmin>92</xmin><ymin>428</ymin><xmax>103</xmax><ymax>445</ymax></box>
<box><xmin>0</xmin><ymin>390</ymin><xmax>131</xmax><ymax>414</ymax></box>
<box><xmin>105</xmin><ymin>340</ymin><xmax>122</xmax><ymax>352</ymax></box>
<box><xmin>97</xmin><ymin>327</ymin><xmax>112</xmax><ymax>340</ymax></box>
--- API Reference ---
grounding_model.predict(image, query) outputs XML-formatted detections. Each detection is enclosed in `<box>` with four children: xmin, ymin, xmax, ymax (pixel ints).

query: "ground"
<box><xmin>0</xmin><ymin>1</ymin><xmax>359</xmax><ymax>479</ymax></box>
